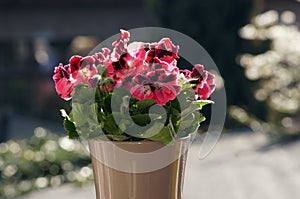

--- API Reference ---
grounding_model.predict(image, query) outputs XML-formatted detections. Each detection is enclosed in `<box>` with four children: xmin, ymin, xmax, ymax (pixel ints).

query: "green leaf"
<box><xmin>181</xmin><ymin>82</ymin><xmax>196</xmax><ymax>91</ymax></box>
<box><xmin>60</xmin><ymin>109</ymin><xmax>69</xmax><ymax>119</ymax></box>
<box><xmin>72</xmin><ymin>84</ymin><xmax>95</xmax><ymax>104</ymax></box>
<box><xmin>71</xmin><ymin>103</ymin><xmax>98</xmax><ymax>127</ymax></box>
<box><xmin>199</xmin><ymin>115</ymin><xmax>206</xmax><ymax>123</ymax></box>
<box><xmin>97</xmin><ymin>64</ymin><xmax>107</xmax><ymax>78</ymax></box>
<box><xmin>136</xmin><ymin>99</ymin><xmax>155</xmax><ymax>110</ymax></box>
<box><xmin>64</xmin><ymin>118</ymin><xmax>79</xmax><ymax>139</ymax></box>
<box><xmin>131</xmin><ymin>113</ymin><xmax>164</xmax><ymax>126</ymax></box>
<box><xmin>149</xmin><ymin>126</ymin><xmax>174</xmax><ymax>145</ymax></box>
<box><xmin>180</xmin><ymin>112</ymin><xmax>196</xmax><ymax>129</ymax></box>
<box><xmin>141</xmin><ymin>122</ymin><xmax>165</xmax><ymax>138</ymax></box>
<box><xmin>130</xmin><ymin>114</ymin><xmax>151</xmax><ymax>126</ymax></box>
<box><xmin>193</xmin><ymin>100</ymin><xmax>214</xmax><ymax>110</ymax></box>
<box><xmin>60</xmin><ymin>109</ymin><xmax>79</xmax><ymax>139</ymax></box>
<box><xmin>102</xmin><ymin>114</ymin><xmax>123</xmax><ymax>135</ymax></box>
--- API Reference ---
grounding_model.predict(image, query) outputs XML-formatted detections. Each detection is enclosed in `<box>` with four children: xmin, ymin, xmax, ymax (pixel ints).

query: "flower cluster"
<box><xmin>53</xmin><ymin>29</ymin><xmax>215</xmax><ymax>106</ymax></box>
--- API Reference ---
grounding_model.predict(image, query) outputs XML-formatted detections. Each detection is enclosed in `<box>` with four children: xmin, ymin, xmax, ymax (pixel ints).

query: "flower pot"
<box><xmin>88</xmin><ymin>136</ymin><xmax>191</xmax><ymax>199</ymax></box>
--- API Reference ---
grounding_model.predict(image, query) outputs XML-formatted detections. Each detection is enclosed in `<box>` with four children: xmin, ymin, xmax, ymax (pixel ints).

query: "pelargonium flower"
<box><xmin>53</xmin><ymin>55</ymin><xmax>99</xmax><ymax>100</ymax></box>
<box><xmin>145</xmin><ymin>38</ymin><xmax>179</xmax><ymax>66</ymax></box>
<box><xmin>76</xmin><ymin>56</ymin><xmax>98</xmax><ymax>87</ymax></box>
<box><xmin>190</xmin><ymin>64</ymin><xmax>215</xmax><ymax>100</ymax></box>
<box><xmin>179</xmin><ymin>69</ymin><xmax>191</xmax><ymax>79</ymax></box>
<box><xmin>130</xmin><ymin>69</ymin><xmax>181</xmax><ymax>106</ymax></box>
<box><xmin>111</xmin><ymin>29</ymin><xmax>130</xmax><ymax>61</ymax></box>
<box><xmin>53</xmin><ymin>29</ymin><xmax>215</xmax><ymax>105</ymax></box>
<box><xmin>53</xmin><ymin>63</ymin><xmax>74</xmax><ymax>100</ymax></box>
<box><xmin>151</xmin><ymin>57</ymin><xmax>176</xmax><ymax>72</ymax></box>
<box><xmin>127</xmin><ymin>42</ymin><xmax>148</xmax><ymax>60</ymax></box>
<box><xmin>69</xmin><ymin>55</ymin><xmax>82</xmax><ymax>74</ymax></box>
<box><xmin>107</xmin><ymin>35</ymin><xmax>149</xmax><ymax>86</ymax></box>
<box><xmin>107</xmin><ymin>52</ymin><xmax>147</xmax><ymax>83</ymax></box>
<box><xmin>93</xmin><ymin>47</ymin><xmax>111</xmax><ymax>66</ymax></box>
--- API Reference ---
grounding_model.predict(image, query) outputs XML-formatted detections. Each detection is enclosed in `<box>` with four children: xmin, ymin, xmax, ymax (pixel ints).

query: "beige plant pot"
<box><xmin>88</xmin><ymin>136</ymin><xmax>191</xmax><ymax>199</ymax></box>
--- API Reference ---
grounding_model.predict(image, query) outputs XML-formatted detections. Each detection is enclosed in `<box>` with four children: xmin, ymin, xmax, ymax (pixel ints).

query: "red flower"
<box><xmin>190</xmin><ymin>64</ymin><xmax>215</xmax><ymax>100</ymax></box>
<box><xmin>75</xmin><ymin>56</ymin><xmax>98</xmax><ymax>87</ymax></box>
<box><xmin>69</xmin><ymin>55</ymin><xmax>82</xmax><ymax>74</ymax></box>
<box><xmin>111</xmin><ymin>29</ymin><xmax>130</xmax><ymax>61</ymax></box>
<box><xmin>107</xmin><ymin>40</ymin><xmax>149</xmax><ymax>86</ymax></box>
<box><xmin>131</xmin><ymin>84</ymin><xmax>154</xmax><ymax>100</ymax></box>
<box><xmin>53</xmin><ymin>55</ymin><xmax>99</xmax><ymax>100</ymax></box>
<box><xmin>145</xmin><ymin>38</ymin><xmax>179</xmax><ymax>65</ymax></box>
<box><xmin>93</xmin><ymin>47</ymin><xmax>111</xmax><ymax>66</ymax></box>
<box><xmin>130</xmin><ymin>69</ymin><xmax>181</xmax><ymax>106</ymax></box>
<box><xmin>151</xmin><ymin>56</ymin><xmax>177</xmax><ymax>72</ymax></box>
<box><xmin>179</xmin><ymin>69</ymin><xmax>191</xmax><ymax>79</ymax></box>
<box><xmin>53</xmin><ymin>63</ymin><xmax>74</xmax><ymax>100</ymax></box>
<box><xmin>53</xmin><ymin>29</ymin><xmax>216</xmax><ymax>104</ymax></box>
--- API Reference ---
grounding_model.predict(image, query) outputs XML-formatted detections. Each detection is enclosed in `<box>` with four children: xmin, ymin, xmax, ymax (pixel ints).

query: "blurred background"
<box><xmin>0</xmin><ymin>0</ymin><xmax>300</xmax><ymax>198</ymax></box>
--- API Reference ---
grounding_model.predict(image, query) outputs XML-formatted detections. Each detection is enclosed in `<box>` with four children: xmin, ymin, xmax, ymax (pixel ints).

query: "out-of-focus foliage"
<box><xmin>0</xmin><ymin>127</ymin><xmax>92</xmax><ymax>198</ymax></box>
<box><xmin>230</xmin><ymin>10</ymin><xmax>300</xmax><ymax>139</ymax></box>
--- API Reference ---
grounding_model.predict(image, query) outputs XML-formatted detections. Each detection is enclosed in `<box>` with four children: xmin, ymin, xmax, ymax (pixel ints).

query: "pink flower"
<box><xmin>179</xmin><ymin>69</ymin><xmax>191</xmax><ymax>79</ymax></box>
<box><xmin>190</xmin><ymin>64</ymin><xmax>215</xmax><ymax>100</ymax></box>
<box><xmin>75</xmin><ymin>56</ymin><xmax>98</xmax><ymax>87</ymax></box>
<box><xmin>131</xmin><ymin>84</ymin><xmax>154</xmax><ymax>100</ymax></box>
<box><xmin>53</xmin><ymin>55</ymin><xmax>99</xmax><ymax>100</ymax></box>
<box><xmin>69</xmin><ymin>55</ymin><xmax>82</xmax><ymax>74</ymax></box>
<box><xmin>127</xmin><ymin>42</ymin><xmax>148</xmax><ymax>61</ymax></box>
<box><xmin>111</xmin><ymin>29</ymin><xmax>130</xmax><ymax>61</ymax></box>
<box><xmin>107</xmin><ymin>39</ymin><xmax>149</xmax><ymax>86</ymax></box>
<box><xmin>107</xmin><ymin>52</ymin><xmax>148</xmax><ymax>84</ymax></box>
<box><xmin>53</xmin><ymin>29</ymin><xmax>216</xmax><ymax>104</ymax></box>
<box><xmin>152</xmin><ymin>57</ymin><xmax>176</xmax><ymax>71</ymax></box>
<box><xmin>53</xmin><ymin>63</ymin><xmax>74</xmax><ymax>100</ymax></box>
<box><xmin>145</xmin><ymin>38</ymin><xmax>179</xmax><ymax>65</ymax></box>
<box><xmin>130</xmin><ymin>69</ymin><xmax>181</xmax><ymax>106</ymax></box>
<box><xmin>93</xmin><ymin>47</ymin><xmax>111</xmax><ymax>66</ymax></box>
<box><xmin>106</xmin><ymin>31</ymin><xmax>181</xmax><ymax>91</ymax></box>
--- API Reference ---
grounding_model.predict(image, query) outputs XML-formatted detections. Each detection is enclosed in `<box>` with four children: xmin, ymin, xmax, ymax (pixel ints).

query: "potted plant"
<box><xmin>53</xmin><ymin>29</ymin><xmax>215</xmax><ymax>199</ymax></box>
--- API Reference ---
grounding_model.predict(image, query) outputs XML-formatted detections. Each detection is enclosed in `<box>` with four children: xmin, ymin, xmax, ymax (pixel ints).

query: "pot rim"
<box><xmin>89</xmin><ymin>134</ymin><xmax>192</xmax><ymax>145</ymax></box>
